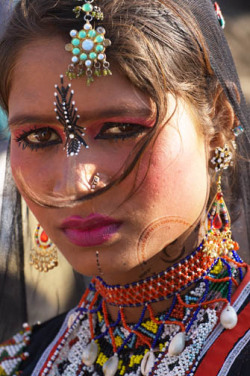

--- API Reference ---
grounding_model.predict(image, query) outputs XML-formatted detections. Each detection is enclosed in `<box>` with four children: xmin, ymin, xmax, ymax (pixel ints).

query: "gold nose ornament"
<box><xmin>90</xmin><ymin>173</ymin><xmax>100</xmax><ymax>191</ymax></box>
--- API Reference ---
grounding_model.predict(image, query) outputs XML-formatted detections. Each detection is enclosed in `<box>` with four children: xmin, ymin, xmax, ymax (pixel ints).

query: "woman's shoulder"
<box><xmin>0</xmin><ymin>312</ymin><xmax>67</xmax><ymax>376</ymax></box>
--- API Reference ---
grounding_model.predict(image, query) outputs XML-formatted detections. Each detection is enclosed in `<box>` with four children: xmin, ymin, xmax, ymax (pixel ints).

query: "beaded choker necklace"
<box><xmin>38</xmin><ymin>241</ymin><xmax>246</xmax><ymax>376</ymax></box>
<box><xmin>94</xmin><ymin>242</ymin><xmax>213</xmax><ymax>307</ymax></box>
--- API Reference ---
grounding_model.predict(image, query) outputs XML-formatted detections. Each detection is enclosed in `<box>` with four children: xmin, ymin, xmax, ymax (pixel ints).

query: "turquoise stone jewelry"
<box><xmin>65</xmin><ymin>0</ymin><xmax>112</xmax><ymax>86</ymax></box>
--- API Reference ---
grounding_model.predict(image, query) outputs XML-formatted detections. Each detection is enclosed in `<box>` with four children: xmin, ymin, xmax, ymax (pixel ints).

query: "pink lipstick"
<box><xmin>61</xmin><ymin>214</ymin><xmax>122</xmax><ymax>247</ymax></box>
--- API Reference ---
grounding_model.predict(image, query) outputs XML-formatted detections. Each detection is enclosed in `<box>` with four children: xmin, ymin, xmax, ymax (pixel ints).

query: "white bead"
<box><xmin>81</xmin><ymin>340</ymin><xmax>98</xmax><ymax>366</ymax></box>
<box><xmin>69</xmin><ymin>134</ymin><xmax>75</xmax><ymax>139</ymax></box>
<box><xmin>141</xmin><ymin>350</ymin><xmax>156</xmax><ymax>376</ymax></box>
<box><xmin>168</xmin><ymin>332</ymin><xmax>186</xmax><ymax>356</ymax></box>
<box><xmin>84</xmin><ymin>23</ymin><xmax>92</xmax><ymax>31</ymax></box>
<box><xmin>103</xmin><ymin>354</ymin><xmax>119</xmax><ymax>376</ymax></box>
<box><xmin>70</xmin><ymin>29</ymin><xmax>77</xmax><ymax>37</ymax></box>
<box><xmin>82</xmin><ymin>39</ymin><xmax>94</xmax><ymax>51</ymax></box>
<box><xmin>98</xmin><ymin>53</ymin><xmax>105</xmax><ymax>60</ymax></box>
<box><xmin>220</xmin><ymin>305</ymin><xmax>238</xmax><ymax>329</ymax></box>
<box><xmin>85</xmin><ymin>60</ymin><xmax>92</xmax><ymax>67</ymax></box>
<box><xmin>72</xmin><ymin>56</ymin><xmax>79</xmax><ymax>63</ymax></box>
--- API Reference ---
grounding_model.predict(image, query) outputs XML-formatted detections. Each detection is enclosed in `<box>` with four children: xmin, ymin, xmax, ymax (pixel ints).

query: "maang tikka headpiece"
<box><xmin>65</xmin><ymin>0</ymin><xmax>112</xmax><ymax>86</ymax></box>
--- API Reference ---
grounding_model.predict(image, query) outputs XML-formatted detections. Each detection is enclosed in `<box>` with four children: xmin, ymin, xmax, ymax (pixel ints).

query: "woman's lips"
<box><xmin>60</xmin><ymin>214</ymin><xmax>122</xmax><ymax>247</ymax></box>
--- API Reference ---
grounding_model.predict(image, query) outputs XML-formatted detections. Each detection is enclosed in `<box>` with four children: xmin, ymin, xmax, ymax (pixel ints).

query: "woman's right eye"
<box><xmin>15</xmin><ymin>127</ymin><xmax>62</xmax><ymax>151</ymax></box>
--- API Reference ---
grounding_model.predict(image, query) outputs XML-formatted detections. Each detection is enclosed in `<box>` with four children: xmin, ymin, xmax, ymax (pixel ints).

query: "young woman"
<box><xmin>0</xmin><ymin>0</ymin><xmax>249</xmax><ymax>375</ymax></box>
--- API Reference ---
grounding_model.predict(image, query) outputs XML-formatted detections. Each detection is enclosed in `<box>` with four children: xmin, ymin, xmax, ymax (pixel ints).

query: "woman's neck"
<box><xmin>94</xmin><ymin>227</ymin><xmax>204</xmax><ymax>322</ymax></box>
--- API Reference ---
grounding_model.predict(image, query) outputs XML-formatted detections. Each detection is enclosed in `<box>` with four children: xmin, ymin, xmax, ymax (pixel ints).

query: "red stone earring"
<box><xmin>30</xmin><ymin>224</ymin><xmax>58</xmax><ymax>272</ymax></box>
<box><xmin>204</xmin><ymin>144</ymin><xmax>237</xmax><ymax>258</ymax></box>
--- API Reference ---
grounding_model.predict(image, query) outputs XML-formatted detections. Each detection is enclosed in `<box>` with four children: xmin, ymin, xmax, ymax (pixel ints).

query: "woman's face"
<box><xmin>9</xmin><ymin>37</ymin><xmax>208</xmax><ymax>281</ymax></box>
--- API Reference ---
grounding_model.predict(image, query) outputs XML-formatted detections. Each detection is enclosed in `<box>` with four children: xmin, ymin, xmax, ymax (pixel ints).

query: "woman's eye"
<box><xmin>27</xmin><ymin>129</ymin><xmax>58</xmax><ymax>143</ymax></box>
<box><xmin>16</xmin><ymin>127</ymin><xmax>62</xmax><ymax>151</ymax></box>
<box><xmin>94</xmin><ymin>122</ymin><xmax>148</xmax><ymax>140</ymax></box>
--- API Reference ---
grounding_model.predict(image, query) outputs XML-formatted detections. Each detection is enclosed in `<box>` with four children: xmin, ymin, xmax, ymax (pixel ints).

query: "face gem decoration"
<box><xmin>54</xmin><ymin>75</ymin><xmax>89</xmax><ymax>156</ymax></box>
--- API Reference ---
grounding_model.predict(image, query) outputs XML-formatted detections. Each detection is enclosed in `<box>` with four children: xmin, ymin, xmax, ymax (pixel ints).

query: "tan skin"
<box><xmin>8</xmin><ymin>37</ymin><xmax>234</xmax><ymax>321</ymax></box>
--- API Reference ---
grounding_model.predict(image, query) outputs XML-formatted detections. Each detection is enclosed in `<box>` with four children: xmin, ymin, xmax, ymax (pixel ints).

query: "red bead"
<box><xmin>234</xmin><ymin>242</ymin><xmax>240</xmax><ymax>251</ymax></box>
<box><xmin>214</xmin><ymin>214</ymin><xmax>223</xmax><ymax>229</ymax></box>
<box><xmin>40</xmin><ymin>230</ymin><xmax>49</xmax><ymax>243</ymax></box>
<box><xmin>216</xmin><ymin>193</ymin><xmax>223</xmax><ymax>200</ymax></box>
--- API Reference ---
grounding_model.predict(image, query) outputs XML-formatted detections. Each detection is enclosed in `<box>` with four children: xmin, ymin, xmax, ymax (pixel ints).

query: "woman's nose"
<box><xmin>52</xmin><ymin>160</ymin><xmax>109</xmax><ymax>198</ymax></box>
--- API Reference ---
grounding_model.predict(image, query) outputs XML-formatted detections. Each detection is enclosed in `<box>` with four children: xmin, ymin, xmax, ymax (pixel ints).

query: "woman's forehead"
<box><xmin>9</xmin><ymin>37</ymin><xmax>153</xmax><ymax>123</ymax></box>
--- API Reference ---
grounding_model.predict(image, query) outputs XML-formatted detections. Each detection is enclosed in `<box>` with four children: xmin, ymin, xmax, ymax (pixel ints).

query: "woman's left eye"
<box><xmin>15</xmin><ymin>127</ymin><xmax>62</xmax><ymax>151</ymax></box>
<box><xmin>94</xmin><ymin>122</ymin><xmax>148</xmax><ymax>140</ymax></box>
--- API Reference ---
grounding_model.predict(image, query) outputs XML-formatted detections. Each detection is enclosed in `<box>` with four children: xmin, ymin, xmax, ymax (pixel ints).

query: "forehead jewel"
<box><xmin>65</xmin><ymin>0</ymin><xmax>112</xmax><ymax>86</ymax></box>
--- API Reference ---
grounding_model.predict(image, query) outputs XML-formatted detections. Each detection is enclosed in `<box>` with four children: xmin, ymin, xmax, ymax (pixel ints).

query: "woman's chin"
<box><xmin>69</xmin><ymin>253</ymin><xmax>143</xmax><ymax>280</ymax></box>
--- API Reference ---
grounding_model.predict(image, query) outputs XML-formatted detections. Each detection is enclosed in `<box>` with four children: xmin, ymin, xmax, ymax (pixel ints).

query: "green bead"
<box><xmin>72</xmin><ymin>48</ymin><xmax>80</xmax><ymax>55</ymax></box>
<box><xmin>72</xmin><ymin>38</ymin><xmax>80</xmax><ymax>46</ymax></box>
<box><xmin>82</xmin><ymin>3</ymin><xmax>93</xmax><ymax>12</ymax></box>
<box><xmin>89</xmin><ymin>52</ymin><xmax>97</xmax><ymax>60</ymax></box>
<box><xmin>87</xmin><ymin>77</ymin><xmax>94</xmax><ymax>86</ymax></box>
<box><xmin>80</xmin><ymin>53</ymin><xmax>88</xmax><ymax>61</ymax></box>
<box><xmin>95</xmin><ymin>35</ymin><xmax>104</xmax><ymax>43</ymax></box>
<box><xmin>95</xmin><ymin>44</ymin><xmax>104</xmax><ymax>52</ymax></box>
<box><xmin>66</xmin><ymin>71</ymin><xmax>76</xmax><ymax>80</ymax></box>
<box><xmin>103</xmin><ymin>69</ymin><xmax>112</xmax><ymax>77</ymax></box>
<box><xmin>88</xmin><ymin>30</ymin><xmax>97</xmax><ymax>38</ymax></box>
<box><xmin>78</xmin><ymin>30</ymin><xmax>87</xmax><ymax>39</ymax></box>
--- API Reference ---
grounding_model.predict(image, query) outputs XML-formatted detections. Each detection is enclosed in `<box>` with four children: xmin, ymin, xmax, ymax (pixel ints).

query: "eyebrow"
<box><xmin>8</xmin><ymin>106</ymin><xmax>153</xmax><ymax>128</ymax></box>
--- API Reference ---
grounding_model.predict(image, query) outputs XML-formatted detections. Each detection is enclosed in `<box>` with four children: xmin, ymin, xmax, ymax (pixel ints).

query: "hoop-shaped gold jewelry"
<box><xmin>30</xmin><ymin>224</ymin><xmax>58</xmax><ymax>272</ymax></box>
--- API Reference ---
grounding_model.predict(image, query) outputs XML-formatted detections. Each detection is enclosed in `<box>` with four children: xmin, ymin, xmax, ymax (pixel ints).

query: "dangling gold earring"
<box><xmin>204</xmin><ymin>144</ymin><xmax>239</xmax><ymax>258</ymax></box>
<box><xmin>30</xmin><ymin>224</ymin><xmax>58</xmax><ymax>272</ymax></box>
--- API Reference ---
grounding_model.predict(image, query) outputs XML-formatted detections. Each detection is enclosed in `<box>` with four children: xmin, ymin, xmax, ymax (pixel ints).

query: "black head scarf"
<box><xmin>178</xmin><ymin>0</ymin><xmax>250</xmax><ymax>256</ymax></box>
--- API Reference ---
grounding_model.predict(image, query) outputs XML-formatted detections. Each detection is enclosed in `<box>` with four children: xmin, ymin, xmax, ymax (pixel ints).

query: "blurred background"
<box><xmin>220</xmin><ymin>0</ymin><xmax>250</xmax><ymax>103</ymax></box>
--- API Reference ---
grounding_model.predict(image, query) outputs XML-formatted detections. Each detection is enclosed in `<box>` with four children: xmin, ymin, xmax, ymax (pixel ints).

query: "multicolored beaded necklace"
<box><xmin>34</xmin><ymin>238</ymin><xmax>246</xmax><ymax>376</ymax></box>
<box><xmin>0</xmin><ymin>323</ymin><xmax>31</xmax><ymax>376</ymax></box>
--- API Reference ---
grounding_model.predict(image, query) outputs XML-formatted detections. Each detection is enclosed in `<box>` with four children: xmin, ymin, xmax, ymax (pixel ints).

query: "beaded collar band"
<box><xmin>94</xmin><ymin>243</ymin><xmax>215</xmax><ymax>307</ymax></box>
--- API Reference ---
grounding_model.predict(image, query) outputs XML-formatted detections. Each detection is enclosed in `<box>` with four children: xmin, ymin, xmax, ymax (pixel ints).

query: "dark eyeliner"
<box><xmin>94</xmin><ymin>122</ymin><xmax>148</xmax><ymax>141</ymax></box>
<box><xmin>15</xmin><ymin>127</ymin><xmax>62</xmax><ymax>151</ymax></box>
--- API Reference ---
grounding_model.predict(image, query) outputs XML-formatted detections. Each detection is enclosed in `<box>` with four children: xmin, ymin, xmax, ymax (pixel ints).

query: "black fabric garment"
<box><xmin>19</xmin><ymin>312</ymin><xmax>67</xmax><ymax>376</ymax></box>
<box><xmin>225</xmin><ymin>333</ymin><xmax>250</xmax><ymax>376</ymax></box>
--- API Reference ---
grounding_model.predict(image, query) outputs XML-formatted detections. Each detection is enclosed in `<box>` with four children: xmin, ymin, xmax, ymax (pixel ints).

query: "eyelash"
<box><xmin>15</xmin><ymin>127</ymin><xmax>62</xmax><ymax>151</ymax></box>
<box><xmin>94</xmin><ymin>122</ymin><xmax>148</xmax><ymax>141</ymax></box>
<box><xmin>15</xmin><ymin>122</ymin><xmax>149</xmax><ymax>151</ymax></box>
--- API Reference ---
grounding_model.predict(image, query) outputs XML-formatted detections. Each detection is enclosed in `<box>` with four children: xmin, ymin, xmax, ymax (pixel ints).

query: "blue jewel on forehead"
<box><xmin>54</xmin><ymin>75</ymin><xmax>89</xmax><ymax>157</ymax></box>
<box><xmin>65</xmin><ymin>0</ymin><xmax>112</xmax><ymax>86</ymax></box>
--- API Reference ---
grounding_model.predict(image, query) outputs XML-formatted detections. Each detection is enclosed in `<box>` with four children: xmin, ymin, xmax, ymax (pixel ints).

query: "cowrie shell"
<box><xmin>103</xmin><ymin>354</ymin><xmax>119</xmax><ymax>376</ymax></box>
<box><xmin>141</xmin><ymin>350</ymin><xmax>156</xmax><ymax>375</ymax></box>
<box><xmin>168</xmin><ymin>332</ymin><xmax>186</xmax><ymax>356</ymax></box>
<box><xmin>81</xmin><ymin>340</ymin><xmax>98</xmax><ymax>366</ymax></box>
